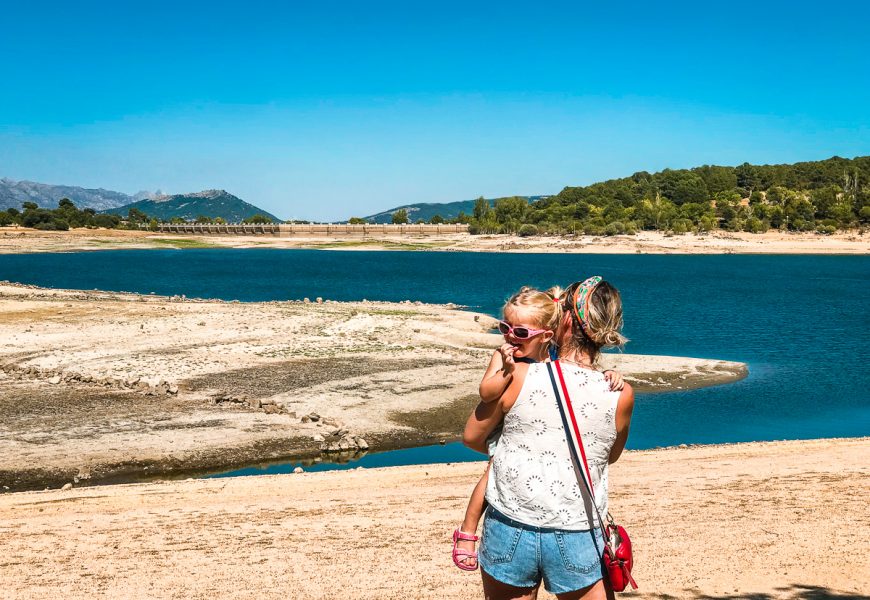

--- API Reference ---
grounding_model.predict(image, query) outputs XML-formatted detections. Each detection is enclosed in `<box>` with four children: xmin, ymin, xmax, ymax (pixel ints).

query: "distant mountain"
<box><xmin>104</xmin><ymin>189</ymin><xmax>281</xmax><ymax>223</ymax></box>
<box><xmin>362</xmin><ymin>196</ymin><xmax>549</xmax><ymax>224</ymax></box>
<box><xmin>0</xmin><ymin>178</ymin><xmax>136</xmax><ymax>211</ymax></box>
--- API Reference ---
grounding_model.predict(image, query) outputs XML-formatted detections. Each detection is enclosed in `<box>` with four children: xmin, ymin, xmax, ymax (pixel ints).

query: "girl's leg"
<box><xmin>555</xmin><ymin>579</ymin><xmax>611</xmax><ymax>600</ymax></box>
<box><xmin>455</xmin><ymin>461</ymin><xmax>491</xmax><ymax>567</ymax></box>
<box><xmin>482</xmin><ymin>570</ymin><xmax>539</xmax><ymax>600</ymax></box>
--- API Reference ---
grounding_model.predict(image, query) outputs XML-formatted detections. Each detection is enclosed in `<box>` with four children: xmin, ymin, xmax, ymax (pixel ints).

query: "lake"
<box><xmin>1</xmin><ymin>249</ymin><xmax>867</xmax><ymax>474</ymax></box>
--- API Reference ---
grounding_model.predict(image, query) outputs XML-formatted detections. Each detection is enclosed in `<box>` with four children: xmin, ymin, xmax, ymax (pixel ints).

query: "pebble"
<box><xmin>312</xmin><ymin>434</ymin><xmax>325</xmax><ymax>442</ymax></box>
<box><xmin>61</xmin><ymin>483</ymin><xmax>73</xmax><ymax>491</ymax></box>
<box><xmin>293</xmin><ymin>467</ymin><xmax>304</xmax><ymax>474</ymax></box>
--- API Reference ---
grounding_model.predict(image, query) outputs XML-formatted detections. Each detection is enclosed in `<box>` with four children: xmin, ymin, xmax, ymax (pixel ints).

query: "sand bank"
<box><xmin>1</xmin><ymin>437</ymin><xmax>866</xmax><ymax>599</ymax></box>
<box><xmin>0</xmin><ymin>283</ymin><xmax>746</xmax><ymax>491</ymax></box>
<box><xmin>0</xmin><ymin>226</ymin><xmax>867</xmax><ymax>254</ymax></box>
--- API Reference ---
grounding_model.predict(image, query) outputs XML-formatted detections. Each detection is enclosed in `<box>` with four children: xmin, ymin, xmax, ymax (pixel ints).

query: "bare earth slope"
<box><xmin>0</xmin><ymin>283</ymin><xmax>746</xmax><ymax>491</ymax></box>
<box><xmin>0</xmin><ymin>438</ymin><xmax>867</xmax><ymax>599</ymax></box>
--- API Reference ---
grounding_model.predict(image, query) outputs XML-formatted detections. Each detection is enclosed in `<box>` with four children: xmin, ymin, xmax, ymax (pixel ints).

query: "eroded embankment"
<box><xmin>0</xmin><ymin>282</ymin><xmax>747</xmax><ymax>491</ymax></box>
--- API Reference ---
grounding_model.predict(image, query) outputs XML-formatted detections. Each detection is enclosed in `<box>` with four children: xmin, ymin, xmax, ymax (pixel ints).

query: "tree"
<box><xmin>429</xmin><ymin>214</ymin><xmax>444</xmax><ymax>224</ymax></box>
<box><xmin>494</xmin><ymin>197</ymin><xmax>528</xmax><ymax>225</ymax></box>
<box><xmin>243</xmin><ymin>214</ymin><xmax>273</xmax><ymax>224</ymax></box>
<box><xmin>127</xmin><ymin>208</ymin><xmax>150</xmax><ymax>223</ymax></box>
<box><xmin>671</xmin><ymin>174</ymin><xmax>709</xmax><ymax>205</ymax></box>
<box><xmin>58</xmin><ymin>198</ymin><xmax>76</xmax><ymax>210</ymax></box>
<box><xmin>636</xmin><ymin>193</ymin><xmax>677</xmax><ymax>230</ymax></box>
<box><xmin>391</xmin><ymin>209</ymin><xmax>409</xmax><ymax>224</ymax></box>
<box><xmin>348</xmin><ymin>217</ymin><xmax>367</xmax><ymax>224</ymax></box>
<box><xmin>22</xmin><ymin>201</ymin><xmax>38</xmax><ymax>211</ymax></box>
<box><xmin>472</xmin><ymin>197</ymin><xmax>491</xmax><ymax>221</ymax></box>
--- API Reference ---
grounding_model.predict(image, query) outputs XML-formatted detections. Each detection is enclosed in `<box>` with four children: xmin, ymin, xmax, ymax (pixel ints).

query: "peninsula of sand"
<box><xmin>0</xmin><ymin>226</ymin><xmax>868</xmax><ymax>254</ymax></box>
<box><xmin>0</xmin><ymin>282</ymin><xmax>746</xmax><ymax>492</ymax></box>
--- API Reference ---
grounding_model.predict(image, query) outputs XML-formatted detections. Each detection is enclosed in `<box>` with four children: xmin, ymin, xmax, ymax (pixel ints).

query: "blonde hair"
<box><xmin>502</xmin><ymin>286</ymin><xmax>562</xmax><ymax>332</ymax></box>
<box><xmin>556</xmin><ymin>279</ymin><xmax>627</xmax><ymax>363</ymax></box>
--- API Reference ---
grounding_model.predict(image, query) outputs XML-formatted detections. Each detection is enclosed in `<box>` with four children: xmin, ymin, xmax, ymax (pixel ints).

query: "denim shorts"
<box><xmin>478</xmin><ymin>507</ymin><xmax>606</xmax><ymax>594</ymax></box>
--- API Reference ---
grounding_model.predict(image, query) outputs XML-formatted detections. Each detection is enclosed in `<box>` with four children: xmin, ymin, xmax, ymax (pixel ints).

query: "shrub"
<box><xmin>816</xmin><ymin>224</ymin><xmax>836</xmax><ymax>235</ymax></box>
<box><xmin>671</xmin><ymin>218</ymin><xmax>693</xmax><ymax>234</ymax></box>
<box><xmin>744</xmin><ymin>217</ymin><xmax>766</xmax><ymax>233</ymax></box>
<box><xmin>604</xmin><ymin>221</ymin><xmax>626</xmax><ymax>236</ymax></box>
<box><xmin>583</xmin><ymin>224</ymin><xmax>605</xmax><ymax>236</ymax></box>
<box><xmin>517</xmin><ymin>224</ymin><xmax>539</xmax><ymax>237</ymax></box>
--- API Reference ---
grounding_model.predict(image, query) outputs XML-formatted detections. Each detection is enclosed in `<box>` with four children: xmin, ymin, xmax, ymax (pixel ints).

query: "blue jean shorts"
<box><xmin>478</xmin><ymin>507</ymin><xmax>606</xmax><ymax>595</ymax></box>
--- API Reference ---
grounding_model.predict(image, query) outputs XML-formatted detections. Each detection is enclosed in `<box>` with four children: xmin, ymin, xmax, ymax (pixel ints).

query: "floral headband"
<box><xmin>572</xmin><ymin>275</ymin><xmax>602</xmax><ymax>330</ymax></box>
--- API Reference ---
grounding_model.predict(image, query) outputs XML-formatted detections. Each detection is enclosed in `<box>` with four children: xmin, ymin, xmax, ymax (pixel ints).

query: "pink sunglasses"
<box><xmin>497</xmin><ymin>320</ymin><xmax>550</xmax><ymax>340</ymax></box>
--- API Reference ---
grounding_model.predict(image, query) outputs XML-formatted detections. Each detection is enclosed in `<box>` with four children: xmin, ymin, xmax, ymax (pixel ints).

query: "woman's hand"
<box><xmin>603</xmin><ymin>369</ymin><xmax>625</xmax><ymax>391</ymax></box>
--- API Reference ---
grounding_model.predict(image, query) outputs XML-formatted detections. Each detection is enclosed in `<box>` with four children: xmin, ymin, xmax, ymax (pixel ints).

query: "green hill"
<box><xmin>361</xmin><ymin>196</ymin><xmax>548</xmax><ymax>224</ymax></box>
<box><xmin>104</xmin><ymin>189</ymin><xmax>281</xmax><ymax>223</ymax></box>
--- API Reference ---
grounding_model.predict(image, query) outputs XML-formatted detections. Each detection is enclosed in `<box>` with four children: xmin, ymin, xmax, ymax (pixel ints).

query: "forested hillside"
<box><xmin>466</xmin><ymin>156</ymin><xmax>869</xmax><ymax>235</ymax></box>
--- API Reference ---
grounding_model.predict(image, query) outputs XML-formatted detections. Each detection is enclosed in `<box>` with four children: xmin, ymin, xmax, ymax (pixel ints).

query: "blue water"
<box><xmin>2</xmin><ymin>250</ymin><xmax>868</xmax><ymax>461</ymax></box>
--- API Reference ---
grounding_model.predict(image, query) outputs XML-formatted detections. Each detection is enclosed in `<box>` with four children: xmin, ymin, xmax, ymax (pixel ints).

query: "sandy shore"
<box><xmin>1</xmin><ymin>437</ymin><xmax>866</xmax><ymax>599</ymax></box>
<box><xmin>0</xmin><ymin>226</ymin><xmax>867</xmax><ymax>254</ymax></box>
<box><xmin>0</xmin><ymin>283</ymin><xmax>746</xmax><ymax>491</ymax></box>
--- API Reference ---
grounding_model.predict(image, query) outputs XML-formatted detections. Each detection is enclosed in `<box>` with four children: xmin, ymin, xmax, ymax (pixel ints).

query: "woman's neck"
<box><xmin>558</xmin><ymin>349</ymin><xmax>595</xmax><ymax>368</ymax></box>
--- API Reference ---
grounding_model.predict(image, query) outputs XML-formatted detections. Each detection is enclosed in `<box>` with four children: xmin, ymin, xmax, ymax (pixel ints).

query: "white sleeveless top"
<box><xmin>485</xmin><ymin>362</ymin><xmax>619</xmax><ymax>530</ymax></box>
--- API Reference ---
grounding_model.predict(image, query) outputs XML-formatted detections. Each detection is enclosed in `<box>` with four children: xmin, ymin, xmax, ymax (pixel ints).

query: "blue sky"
<box><xmin>1</xmin><ymin>0</ymin><xmax>868</xmax><ymax>221</ymax></box>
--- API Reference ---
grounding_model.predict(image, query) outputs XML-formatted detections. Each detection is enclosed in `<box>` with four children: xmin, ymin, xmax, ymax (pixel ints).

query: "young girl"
<box><xmin>451</xmin><ymin>286</ymin><xmax>623</xmax><ymax>570</ymax></box>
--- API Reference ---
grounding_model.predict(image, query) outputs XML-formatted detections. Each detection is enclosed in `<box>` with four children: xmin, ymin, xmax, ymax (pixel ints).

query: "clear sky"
<box><xmin>1</xmin><ymin>0</ymin><xmax>868</xmax><ymax>221</ymax></box>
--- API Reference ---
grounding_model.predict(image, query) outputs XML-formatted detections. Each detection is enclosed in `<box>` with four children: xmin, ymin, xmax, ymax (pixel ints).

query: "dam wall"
<box><xmin>144</xmin><ymin>223</ymin><xmax>469</xmax><ymax>236</ymax></box>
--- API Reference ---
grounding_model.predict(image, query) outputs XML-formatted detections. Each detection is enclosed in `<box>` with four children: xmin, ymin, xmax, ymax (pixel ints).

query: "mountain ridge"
<box><xmin>104</xmin><ymin>190</ymin><xmax>281</xmax><ymax>222</ymax></box>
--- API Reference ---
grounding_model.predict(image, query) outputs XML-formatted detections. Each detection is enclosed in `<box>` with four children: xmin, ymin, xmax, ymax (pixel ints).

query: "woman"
<box><xmin>463</xmin><ymin>276</ymin><xmax>635</xmax><ymax>600</ymax></box>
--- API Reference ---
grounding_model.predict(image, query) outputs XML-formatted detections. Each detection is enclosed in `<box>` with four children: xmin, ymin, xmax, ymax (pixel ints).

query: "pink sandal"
<box><xmin>452</xmin><ymin>528</ymin><xmax>480</xmax><ymax>571</ymax></box>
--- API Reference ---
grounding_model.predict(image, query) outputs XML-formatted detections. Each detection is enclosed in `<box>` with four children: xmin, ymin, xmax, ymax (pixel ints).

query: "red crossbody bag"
<box><xmin>546</xmin><ymin>361</ymin><xmax>638</xmax><ymax>592</ymax></box>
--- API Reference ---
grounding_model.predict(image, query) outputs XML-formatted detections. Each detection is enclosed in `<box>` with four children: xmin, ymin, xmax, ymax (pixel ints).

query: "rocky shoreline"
<box><xmin>0</xmin><ymin>282</ymin><xmax>747</xmax><ymax>492</ymax></box>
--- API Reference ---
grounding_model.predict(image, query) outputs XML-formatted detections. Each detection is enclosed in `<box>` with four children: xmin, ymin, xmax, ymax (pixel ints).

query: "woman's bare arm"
<box><xmin>608</xmin><ymin>383</ymin><xmax>635</xmax><ymax>464</ymax></box>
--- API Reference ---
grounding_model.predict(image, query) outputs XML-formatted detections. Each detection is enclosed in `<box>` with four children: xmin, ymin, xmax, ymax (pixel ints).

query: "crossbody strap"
<box><xmin>546</xmin><ymin>361</ymin><xmax>611</xmax><ymax>548</ymax></box>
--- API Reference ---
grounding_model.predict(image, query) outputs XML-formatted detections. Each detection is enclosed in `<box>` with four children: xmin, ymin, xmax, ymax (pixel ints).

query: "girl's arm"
<box><xmin>465</xmin><ymin>363</ymin><xmax>528</xmax><ymax>453</ymax></box>
<box><xmin>608</xmin><ymin>383</ymin><xmax>635</xmax><ymax>464</ymax></box>
<box><xmin>478</xmin><ymin>345</ymin><xmax>516</xmax><ymax>403</ymax></box>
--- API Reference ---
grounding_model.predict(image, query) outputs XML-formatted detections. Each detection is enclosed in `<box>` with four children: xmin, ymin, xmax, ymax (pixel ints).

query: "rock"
<box><xmin>336</xmin><ymin>428</ymin><xmax>349</xmax><ymax>437</ymax></box>
<box><xmin>293</xmin><ymin>467</ymin><xmax>304</xmax><ymax>474</ymax></box>
<box><xmin>263</xmin><ymin>404</ymin><xmax>281</xmax><ymax>414</ymax></box>
<box><xmin>356</xmin><ymin>438</ymin><xmax>369</xmax><ymax>450</ymax></box>
<box><xmin>168</xmin><ymin>384</ymin><xmax>179</xmax><ymax>395</ymax></box>
<box><xmin>303</xmin><ymin>297</ymin><xmax>310</xmax><ymax>303</ymax></box>
<box><xmin>312</xmin><ymin>434</ymin><xmax>325</xmax><ymax>442</ymax></box>
<box><xmin>286</xmin><ymin>411</ymin><xmax>297</xmax><ymax>419</ymax></box>
<box><xmin>47</xmin><ymin>375</ymin><xmax>61</xmax><ymax>385</ymax></box>
<box><xmin>301</xmin><ymin>415</ymin><xmax>312</xmax><ymax>423</ymax></box>
<box><xmin>307</xmin><ymin>413</ymin><xmax>321</xmax><ymax>422</ymax></box>
<box><xmin>338</xmin><ymin>439</ymin><xmax>351</xmax><ymax>451</ymax></box>
<box><xmin>61</xmin><ymin>483</ymin><xmax>73</xmax><ymax>491</ymax></box>
<box><xmin>321</xmin><ymin>417</ymin><xmax>339</xmax><ymax>427</ymax></box>
<box><xmin>316</xmin><ymin>297</ymin><xmax>323</xmax><ymax>304</ymax></box>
